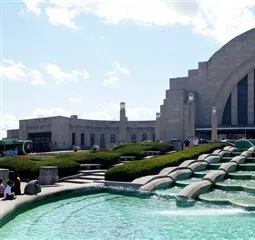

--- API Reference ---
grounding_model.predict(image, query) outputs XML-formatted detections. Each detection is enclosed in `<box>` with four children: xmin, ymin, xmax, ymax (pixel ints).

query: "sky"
<box><xmin>1</xmin><ymin>0</ymin><xmax>255</xmax><ymax>138</ymax></box>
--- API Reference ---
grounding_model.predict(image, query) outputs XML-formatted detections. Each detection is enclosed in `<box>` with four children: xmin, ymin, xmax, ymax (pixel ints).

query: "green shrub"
<box><xmin>113</xmin><ymin>142</ymin><xmax>174</xmax><ymax>159</ymax></box>
<box><xmin>105</xmin><ymin>143</ymin><xmax>228</xmax><ymax>182</ymax></box>
<box><xmin>0</xmin><ymin>155</ymin><xmax>80</xmax><ymax>180</ymax></box>
<box><xmin>72</xmin><ymin>152</ymin><xmax>121</xmax><ymax>167</ymax></box>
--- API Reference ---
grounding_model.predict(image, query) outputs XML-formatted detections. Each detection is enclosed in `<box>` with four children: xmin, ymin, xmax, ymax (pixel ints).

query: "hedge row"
<box><xmin>112</xmin><ymin>142</ymin><xmax>174</xmax><ymax>159</ymax></box>
<box><xmin>0</xmin><ymin>142</ymin><xmax>173</xmax><ymax>180</ymax></box>
<box><xmin>105</xmin><ymin>143</ymin><xmax>228</xmax><ymax>182</ymax></box>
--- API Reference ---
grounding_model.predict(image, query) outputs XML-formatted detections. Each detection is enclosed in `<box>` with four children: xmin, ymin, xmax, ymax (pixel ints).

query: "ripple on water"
<box><xmin>1</xmin><ymin>192</ymin><xmax>255</xmax><ymax>240</ymax></box>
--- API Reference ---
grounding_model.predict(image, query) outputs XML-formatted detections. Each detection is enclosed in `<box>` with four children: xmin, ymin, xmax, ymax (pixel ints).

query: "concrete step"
<box><xmin>80</xmin><ymin>164</ymin><xmax>102</xmax><ymax>170</ymax></box>
<box><xmin>79</xmin><ymin>175</ymin><xmax>105</xmax><ymax>181</ymax></box>
<box><xmin>92</xmin><ymin>172</ymin><xmax>105</xmax><ymax>176</ymax></box>
<box><xmin>112</xmin><ymin>163</ymin><xmax>125</xmax><ymax>167</ymax></box>
<box><xmin>79</xmin><ymin>169</ymin><xmax>106</xmax><ymax>174</ymax></box>
<box><xmin>64</xmin><ymin>179</ymin><xmax>92</xmax><ymax>184</ymax></box>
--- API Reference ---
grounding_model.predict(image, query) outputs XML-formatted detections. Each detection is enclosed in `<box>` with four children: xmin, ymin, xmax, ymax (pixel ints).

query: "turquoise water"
<box><xmin>1</xmin><ymin>192</ymin><xmax>255</xmax><ymax>240</ymax></box>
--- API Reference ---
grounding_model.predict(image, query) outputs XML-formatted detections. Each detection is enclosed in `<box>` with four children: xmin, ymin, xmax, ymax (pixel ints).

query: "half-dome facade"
<box><xmin>159</xmin><ymin>28</ymin><xmax>255</xmax><ymax>141</ymax></box>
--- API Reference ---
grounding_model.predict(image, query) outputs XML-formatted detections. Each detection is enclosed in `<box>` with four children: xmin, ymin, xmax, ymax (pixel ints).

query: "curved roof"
<box><xmin>208</xmin><ymin>28</ymin><xmax>255</xmax><ymax>64</ymax></box>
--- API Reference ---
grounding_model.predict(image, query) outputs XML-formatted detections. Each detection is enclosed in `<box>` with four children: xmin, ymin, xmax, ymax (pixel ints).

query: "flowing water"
<box><xmin>1</xmin><ymin>192</ymin><xmax>254</xmax><ymax>240</ymax></box>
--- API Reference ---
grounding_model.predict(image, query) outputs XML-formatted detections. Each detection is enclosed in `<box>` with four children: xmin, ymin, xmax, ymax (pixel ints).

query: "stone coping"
<box><xmin>0</xmin><ymin>181</ymin><xmax>104</xmax><ymax>228</ymax></box>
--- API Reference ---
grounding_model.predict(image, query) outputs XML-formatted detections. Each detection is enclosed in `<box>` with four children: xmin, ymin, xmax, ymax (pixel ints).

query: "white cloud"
<box><xmin>82</xmin><ymin>112</ymin><xmax>112</xmax><ymax>120</ymax></box>
<box><xmin>0</xmin><ymin>114</ymin><xmax>19</xmax><ymax>139</ymax></box>
<box><xmin>0</xmin><ymin>59</ymin><xmax>46</xmax><ymax>86</ymax></box>
<box><xmin>22</xmin><ymin>0</ymin><xmax>255</xmax><ymax>43</ymax></box>
<box><xmin>103</xmin><ymin>71</ymin><xmax>119</xmax><ymax>87</ymax></box>
<box><xmin>42</xmin><ymin>63</ymin><xmax>89</xmax><ymax>84</ymax></box>
<box><xmin>23</xmin><ymin>0</ymin><xmax>45</xmax><ymax>16</ymax></box>
<box><xmin>113</xmin><ymin>61</ymin><xmax>130</xmax><ymax>76</ymax></box>
<box><xmin>70</xmin><ymin>97</ymin><xmax>81</xmax><ymax>103</ymax></box>
<box><xmin>103</xmin><ymin>61</ymin><xmax>130</xmax><ymax>87</ymax></box>
<box><xmin>25</xmin><ymin>107</ymin><xmax>71</xmax><ymax>119</ymax></box>
<box><xmin>83</xmin><ymin>101</ymin><xmax>158</xmax><ymax>120</ymax></box>
<box><xmin>126</xmin><ymin>106</ymin><xmax>158</xmax><ymax>119</ymax></box>
<box><xmin>45</xmin><ymin>7</ymin><xmax>79</xmax><ymax>29</ymax></box>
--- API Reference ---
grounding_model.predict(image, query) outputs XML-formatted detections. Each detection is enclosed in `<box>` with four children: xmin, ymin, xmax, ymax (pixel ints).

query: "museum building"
<box><xmin>7</xmin><ymin>29</ymin><xmax>255</xmax><ymax>151</ymax></box>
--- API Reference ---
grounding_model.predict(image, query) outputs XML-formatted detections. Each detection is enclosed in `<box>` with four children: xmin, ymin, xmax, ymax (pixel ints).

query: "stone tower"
<box><xmin>119</xmin><ymin>102</ymin><xmax>127</xmax><ymax>143</ymax></box>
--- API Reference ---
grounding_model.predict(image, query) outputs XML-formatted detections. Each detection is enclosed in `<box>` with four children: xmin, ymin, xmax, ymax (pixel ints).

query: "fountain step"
<box><xmin>239</xmin><ymin>163</ymin><xmax>255</xmax><ymax>171</ymax></box>
<box><xmin>221</xmin><ymin>157</ymin><xmax>233</xmax><ymax>162</ymax></box>
<box><xmin>199</xmin><ymin>189</ymin><xmax>255</xmax><ymax>211</ymax></box>
<box><xmin>208</xmin><ymin>163</ymin><xmax>221</xmax><ymax>170</ymax></box>
<box><xmin>246</xmin><ymin>157</ymin><xmax>255</xmax><ymax>163</ymax></box>
<box><xmin>193</xmin><ymin>170</ymin><xmax>215</xmax><ymax>178</ymax></box>
<box><xmin>154</xmin><ymin>186</ymin><xmax>183</xmax><ymax>198</ymax></box>
<box><xmin>231</xmin><ymin>152</ymin><xmax>243</xmax><ymax>156</ymax></box>
<box><xmin>215</xmin><ymin>179</ymin><xmax>255</xmax><ymax>193</ymax></box>
<box><xmin>228</xmin><ymin>171</ymin><xmax>255</xmax><ymax>180</ymax></box>
<box><xmin>175</xmin><ymin>177</ymin><xmax>202</xmax><ymax>188</ymax></box>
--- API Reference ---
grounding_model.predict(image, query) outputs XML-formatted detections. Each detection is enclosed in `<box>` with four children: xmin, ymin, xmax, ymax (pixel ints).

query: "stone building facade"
<box><xmin>7</xmin><ymin>103</ymin><xmax>156</xmax><ymax>152</ymax></box>
<box><xmin>7</xmin><ymin>29</ymin><xmax>255</xmax><ymax>150</ymax></box>
<box><xmin>159</xmin><ymin>28</ymin><xmax>255</xmax><ymax>141</ymax></box>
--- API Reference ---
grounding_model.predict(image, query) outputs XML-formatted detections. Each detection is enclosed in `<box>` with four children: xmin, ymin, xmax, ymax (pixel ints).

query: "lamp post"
<box><xmin>211</xmin><ymin>106</ymin><xmax>218</xmax><ymax>142</ymax></box>
<box><xmin>188</xmin><ymin>93</ymin><xmax>195</xmax><ymax>146</ymax></box>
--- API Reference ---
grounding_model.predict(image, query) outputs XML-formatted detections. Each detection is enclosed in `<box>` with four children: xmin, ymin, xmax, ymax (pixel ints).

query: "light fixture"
<box><xmin>212</xmin><ymin>107</ymin><xmax>216</xmax><ymax>114</ymax></box>
<box><xmin>188</xmin><ymin>93</ymin><xmax>194</xmax><ymax>102</ymax></box>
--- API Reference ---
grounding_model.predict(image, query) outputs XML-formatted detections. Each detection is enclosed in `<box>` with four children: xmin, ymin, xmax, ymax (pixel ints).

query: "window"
<box><xmin>72</xmin><ymin>132</ymin><xmax>76</xmax><ymax>146</ymax></box>
<box><xmin>152</xmin><ymin>134</ymin><xmax>155</xmax><ymax>142</ymax></box>
<box><xmin>90</xmin><ymin>133</ymin><xmax>95</xmax><ymax>147</ymax></box>
<box><xmin>222</xmin><ymin>94</ymin><xmax>232</xmax><ymax>126</ymax></box>
<box><xmin>100</xmin><ymin>134</ymin><xmax>105</xmax><ymax>148</ymax></box>
<box><xmin>110</xmin><ymin>134</ymin><xmax>116</xmax><ymax>143</ymax></box>
<box><xmin>238</xmin><ymin>75</ymin><xmax>248</xmax><ymax>125</ymax></box>
<box><xmin>131</xmin><ymin>134</ymin><xmax>136</xmax><ymax>143</ymax></box>
<box><xmin>81</xmin><ymin>133</ymin><xmax>84</xmax><ymax>146</ymax></box>
<box><xmin>141</xmin><ymin>134</ymin><xmax>147</xmax><ymax>142</ymax></box>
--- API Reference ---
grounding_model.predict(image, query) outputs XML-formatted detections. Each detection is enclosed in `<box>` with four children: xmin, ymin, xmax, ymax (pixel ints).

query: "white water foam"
<box><xmin>159</xmin><ymin>208</ymin><xmax>245</xmax><ymax>216</ymax></box>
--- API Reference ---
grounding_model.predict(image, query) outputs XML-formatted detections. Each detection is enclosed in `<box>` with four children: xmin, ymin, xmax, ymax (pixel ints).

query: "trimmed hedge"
<box><xmin>105</xmin><ymin>143</ymin><xmax>228</xmax><ymax>182</ymax></box>
<box><xmin>58</xmin><ymin>151</ymin><xmax>121</xmax><ymax>168</ymax></box>
<box><xmin>0</xmin><ymin>155</ymin><xmax>80</xmax><ymax>181</ymax></box>
<box><xmin>0</xmin><ymin>142</ymin><xmax>180</xmax><ymax>180</ymax></box>
<box><xmin>113</xmin><ymin>142</ymin><xmax>174</xmax><ymax>159</ymax></box>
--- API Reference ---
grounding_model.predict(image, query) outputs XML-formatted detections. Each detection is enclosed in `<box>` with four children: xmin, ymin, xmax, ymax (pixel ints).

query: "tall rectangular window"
<box><xmin>141</xmin><ymin>134</ymin><xmax>147</xmax><ymax>142</ymax></box>
<box><xmin>131</xmin><ymin>134</ymin><xmax>136</xmax><ymax>143</ymax></box>
<box><xmin>90</xmin><ymin>133</ymin><xmax>95</xmax><ymax>147</ymax></box>
<box><xmin>110</xmin><ymin>134</ymin><xmax>116</xmax><ymax>143</ymax></box>
<box><xmin>100</xmin><ymin>134</ymin><xmax>105</xmax><ymax>148</ymax></box>
<box><xmin>222</xmin><ymin>94</ymin><xmax>232</xmax><ymax>125</ymax></box>
<box><xmin>81</xmin><ymin>133</ymin><xmax>84</xmax><ymax>146</ymax></box>
<box><xmin>72</xmin><ymin>132</ymin><xmax>76</xmax><ymax>146</ymax></box>
<box><xmin>152</xmin><ymin>134</ymin><xmax>155</xmax><ymax>142</ymax></box>
<box><xmin>238</xmin><ymin>75</ymin><xmax>248</xmax><ymax>125</ymax></box>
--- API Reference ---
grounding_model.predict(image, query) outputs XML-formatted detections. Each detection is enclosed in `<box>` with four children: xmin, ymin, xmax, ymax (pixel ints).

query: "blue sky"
<box><xmin>1</xmin><ymin>0</ymin><xmax>255</xmax><ymax>138</ymax></box>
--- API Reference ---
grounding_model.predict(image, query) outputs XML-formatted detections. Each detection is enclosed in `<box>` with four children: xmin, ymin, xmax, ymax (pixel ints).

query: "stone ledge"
<box><xmin>0</xmin><ymin>182</ymin><xmax>104</xmax><ymax>228</ymax></box>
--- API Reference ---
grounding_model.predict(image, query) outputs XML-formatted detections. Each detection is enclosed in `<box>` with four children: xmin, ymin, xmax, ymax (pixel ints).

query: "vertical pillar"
<box><xmin>211</xmin><ymin>107</ymin><xmax>218</xmax><ymax>142</ymax></box>
<box><xmin>231</xmin><ymin>86</ymin><xmax>238</xmax><ymax>125</ymax></box>
<box><xmin>183</xmin><ymin>103</ymin><xmax>189</xmax><ymax>139</ymax></box>
<box><xmin>119</xmin><ymin>102</ymin><xmax>127</xmax><ymax>144</ymax></box>
<box><xmin>159</xmin><ymin>101</ymin><xmax>166</xmax><ymax>142</ymax></box>
<box><xmin>155</xmin><ymin>113</ymin><xmax>160</xmax><ymax>141</ymax></box>
<box><xmin>188</xmin><ymin>93</ymin><xmax>195</xmax><ymax>146</ymax></box>
<box><xmin>248</xmin><ymin>70</ymin><xmax>254</xmax><ymax>125</ymax></box>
